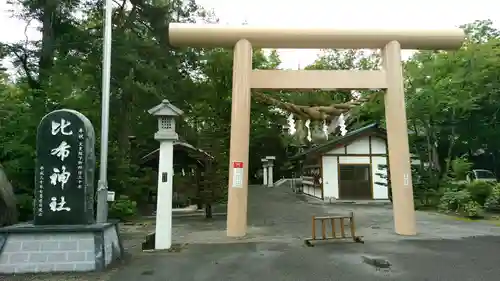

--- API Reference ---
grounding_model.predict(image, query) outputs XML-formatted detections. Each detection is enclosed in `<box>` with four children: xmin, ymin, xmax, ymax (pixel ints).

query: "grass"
<box><xmin>445</xmin><ymin>212</ymin><xmax>500</xmax><ymax>226</ymax></box>
<box><xmin>415</xmin><ymin>203</ymin><xmax>500</xmax><ymax>226</ymax></box>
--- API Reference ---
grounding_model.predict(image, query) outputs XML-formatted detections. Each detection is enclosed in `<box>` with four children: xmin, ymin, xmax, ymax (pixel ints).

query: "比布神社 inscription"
<box><xmin>34</xmin><ymin>109</ymin><xmax>96</xmax><ymax>225</ymax></box>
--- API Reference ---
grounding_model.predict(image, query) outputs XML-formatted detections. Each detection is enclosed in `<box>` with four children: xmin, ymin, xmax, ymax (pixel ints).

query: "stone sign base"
<box><xmin>0</xmin><ymin>222</ymin><xmax>123</xmax><ymax>274</ymax></box>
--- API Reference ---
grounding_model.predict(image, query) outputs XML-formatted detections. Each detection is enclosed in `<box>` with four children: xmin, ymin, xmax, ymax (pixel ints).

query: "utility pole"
<box><xmin>96</xmin><ymin>0</ymin><xmax>113</xmax><ymax>223</ymax></box>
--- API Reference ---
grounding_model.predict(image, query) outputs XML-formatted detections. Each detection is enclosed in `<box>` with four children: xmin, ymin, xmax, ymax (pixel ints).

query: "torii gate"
<box><xmin>167</xmin><ymin>24</ymin><xmax>465</xmax><ymax>237</ymax></box>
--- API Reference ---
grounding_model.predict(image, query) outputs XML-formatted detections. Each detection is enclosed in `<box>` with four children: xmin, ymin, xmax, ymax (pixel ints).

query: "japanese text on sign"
<box><xmin>47</xmin><ymin>118</ymin><xmax>73</xmax><ymax>212</ymax></box>
<box><xmin>37</xmin><ymin>166</ymin><xmax>44</xmax><ymax>217</ymax></box>
<box><xmin>34</xmin><ymin>109</ymin><xmax>96</xmax><ymax>226</ymax></box>
<box><xmin>232</xmin><ymin>161</ymin><xmax>244</xmax><ymax>188</ymax></box>
<box><xmin>77</xmin><ymin>128</ymin><xmax>84</xmax><ymax>189</ymax></box>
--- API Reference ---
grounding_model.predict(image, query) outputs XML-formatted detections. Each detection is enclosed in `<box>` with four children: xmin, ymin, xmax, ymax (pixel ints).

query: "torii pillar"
<box><xmin>166</xmin><ymin>23</ymin><xmax>465</xmax><ymax>237</ymax></box>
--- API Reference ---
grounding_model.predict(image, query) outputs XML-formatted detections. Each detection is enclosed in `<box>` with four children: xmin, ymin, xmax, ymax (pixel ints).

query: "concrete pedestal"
<box><xmin>0</xmin><ymin>222</ymin><xmax>123</xmax><ymax>274</ymax></box>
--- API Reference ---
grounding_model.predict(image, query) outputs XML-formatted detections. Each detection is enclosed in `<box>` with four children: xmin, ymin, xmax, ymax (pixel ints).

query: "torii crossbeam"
<box><xmin>167</xmin><ymin>23</ymin><xmax>465</xmax><ymax>237</ymax></box>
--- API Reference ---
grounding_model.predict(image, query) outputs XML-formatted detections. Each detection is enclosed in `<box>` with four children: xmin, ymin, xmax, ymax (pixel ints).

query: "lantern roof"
<box><xmin>148</xmin><ymin>100</ymin><xmax>184</xmax><ymax>117</ymax></box>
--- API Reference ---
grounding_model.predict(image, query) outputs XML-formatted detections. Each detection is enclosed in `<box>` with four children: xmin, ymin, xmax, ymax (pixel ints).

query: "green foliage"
<box><xmin>0</xmin><ymin>0</ymin><xmax>291</xmax><ymax>220</ymax></box>
<box><xmin>125</xmin><ymin>166</ymin><xmax>157</xmax><ymax>206</ymax></box>
<box><xmin>484</xmin><ymin>184</ymin><xmax>500</xmax><ymax>212</ymax></box>
<box><xmin>412</xmin><ymin>166</ymin><xmax>444</xmax><ymax>208</ymax></box>
<box><xmin>449</xmin><ymin>157</ymin><xmax>473</xmax><ymax>180</ymax></box>
<box><xmin>462</xmin><ymin>201</ymin><xmax>484</xmax><ymax>218</ymax></box>
<box><xmin>173</xmin><ymin>173</ymin><xmax>196</xmax><ymax>208</ymax></box>
<box><xmin>439</xmin><ymin>188</ymin><xmax>483</xmax><ymax>218</ymax></box>
<box><xmin>16</xmin><ymin>193</ymin><xmax>33</xmax><ymax>222</ymax></box>
<box><xmin>465</xmin><ymin>181</ymin><xmax>493</xmax><ymax>206</ymax></box>
<box><xmin>438</xmin><ymin>180</ymin><xmax>495</xmax><ymax>218</ymax></box>
<box><xmin>108</xmin><ymin>195</ymin><xmax>138</xmax><ymax>221</ymax></box>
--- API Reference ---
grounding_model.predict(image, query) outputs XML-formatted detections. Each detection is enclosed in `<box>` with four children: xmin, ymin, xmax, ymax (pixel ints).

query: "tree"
<box><xmin>352</xmin><ymin>19</ymin><xmax>500</xmax><ymax>203</ymax></box>
<box><xmin>0</xmin><ymin>0</ymin><xmax>215</xmax><ymax>217</ymax></box>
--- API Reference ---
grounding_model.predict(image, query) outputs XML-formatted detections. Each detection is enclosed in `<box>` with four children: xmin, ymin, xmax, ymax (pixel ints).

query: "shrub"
<box><xmin>108</xmin><ymin>195</ymin><xmax>138</xmax><ymax>221</ymax></box>
<box><xmin>439</xmin><ymin>189</ymin><xmax>483</xmax><ymax>218</ymax></box>
<box><xmin>465</xmin><ymin>181</ymin><xmax>493</xmax><ymax>206</ymax></box>
<box><xmin>439</xmin><ymin>189</ymin><xmax>471</xmax><ymax>213</ymax></box>
<box><xmin>462</xmin><ymin>201</ymin><xmax>484</xmax><ymax>218</ymax></box>
<box><xmin>485</xmin><ymin>184</ymin><xmax>500</xmax><ymax>212</ymax></box>
<box><xmin>439</xmin><ymin>182</ymin><xmax>466</xmax><ymax>192</ymax></box>
<box><xmin>449</xmin><ymin>157</ymin><xmax>473</xmax><ymax>180</ymax></box>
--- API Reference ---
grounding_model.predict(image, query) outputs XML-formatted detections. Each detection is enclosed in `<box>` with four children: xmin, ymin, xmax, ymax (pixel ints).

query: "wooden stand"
<box><xmin>304</xmin><ymin>211</ymin><xmax>363</xmax><ymax>246</ymax></box>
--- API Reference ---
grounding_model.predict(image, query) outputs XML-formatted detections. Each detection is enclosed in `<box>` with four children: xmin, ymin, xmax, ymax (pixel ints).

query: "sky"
<box><xmin>1</xmin><ymin>0</ymin><xmax>500</xmax><ymax>70</ymax></box>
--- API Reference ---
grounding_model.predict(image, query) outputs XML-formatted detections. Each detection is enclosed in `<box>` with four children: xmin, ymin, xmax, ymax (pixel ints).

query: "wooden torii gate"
<box><xmin>167</xmin><ymin>24</ymin><xmax>465</xmax><ymax>237</ymax></box>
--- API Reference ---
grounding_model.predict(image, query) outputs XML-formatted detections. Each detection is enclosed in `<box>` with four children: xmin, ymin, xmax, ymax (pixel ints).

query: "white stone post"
<box><xmin>267</xmin><ymin>165</ymin><xmax>274</xmax><ymax>187</ymax></box>
<box><xmin>266</xmin><ymin>156</ymin><xmax>276</xmax><ymax>187</ymax></box>
<box><xmin>261</xmin><ymin>158</ymin><xmax>268</xmax><ymax>186</ymax></box>
<box><xmin>148</xmin><ymin>100</ymin><xmax>183</xmax><ymax>250</ymax></box>
<box><xmin>156</xmin><ymin>141</ymin><xmax>173</xmax><ymax>249</ymax></box>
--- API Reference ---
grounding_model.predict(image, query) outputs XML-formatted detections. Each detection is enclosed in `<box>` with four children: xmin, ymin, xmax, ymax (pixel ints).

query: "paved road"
<box><xmin>111</xmin><ymin>237</ymin><xmax>500</xmax><ymax>281</ymax></box>
<box><xmin>109</xmin><ymin>185</ymin><xmax>500</xmax><ymax>281</ymax></box>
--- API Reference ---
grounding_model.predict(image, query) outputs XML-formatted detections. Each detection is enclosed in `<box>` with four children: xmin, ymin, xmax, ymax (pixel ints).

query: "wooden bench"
<box><xmin>304</xmin><ymin>211</ymin><xmax>363</xmax><ymax>246</ymax></box>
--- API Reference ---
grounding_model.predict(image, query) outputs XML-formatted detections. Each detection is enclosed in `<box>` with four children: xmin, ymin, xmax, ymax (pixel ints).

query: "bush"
<box><xmin>465</xmin><ymin>181</ymin><xmax>493</xmax><ymax>206</ymax></box>
<box><xmin>108</xmin><ymin>195</ymin><xmax>138</xmax><ymax>221</ymax></box>
<box><xmin>439</xmin><ymin>182</ymin><xmax>467</xmax><ymax>192</ymax></box>
<box><xmin>485</xmin><ymin>184</ymin><xmax>500</xmax><ymax>212</ymax></box>
<box><xmin>439</xmin><ymin>189</ymin><xmax>483</xmax><ymax>218</ymax></box>
<box><xmin>462</xmin><ymin>201</ymin><xmax>484</xmax><ymax>218</ymax></box>
<box><xmin>439</xmin><ymin>189</ymin><xmax>471</xmax><ymax>213</ymax></box>
<box><xmin>449</xmin><ymin>157</ymin><xmax>473</xmax><ymax>180</ymax></box>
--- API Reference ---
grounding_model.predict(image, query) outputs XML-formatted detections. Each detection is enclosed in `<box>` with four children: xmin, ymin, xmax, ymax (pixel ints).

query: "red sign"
<box><xmin>233</xmin><ymin>161</ymin><xmax>244</xmax><ymax>168</ymax></box>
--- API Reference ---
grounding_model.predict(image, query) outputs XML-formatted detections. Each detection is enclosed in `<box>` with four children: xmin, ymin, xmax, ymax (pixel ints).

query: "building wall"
<box><xmin>301</xmin><ymin>159</ymin><xmax>323</xmax><ymax>199</ymax></box>
<box><xmin>371</xmin><ymin>137</ymin><xmax>387</xmax><ymax>154</ymax></box>
<box><xmin>327</xmin><ymin>136</ymin><xmax>387</xmax><ymax>154</ymax></box>
<box><xmin>302</xmin><ymin>184</ymin><xmax>323</xmax><ymax>198</ymax></box>
<box><xmin>372</xmin><ymin>156</ymin><xmax>389</xmax><ymax>199</ymax></box>
<box><xmin>321</xmin><ymin>135</ymin><xmax>389</xmax><ymax>201</ymax></box>
<box><xmin>322</xmin><ymin>156</ymin><xmax>338</xmax><ymax>200</ymax></box>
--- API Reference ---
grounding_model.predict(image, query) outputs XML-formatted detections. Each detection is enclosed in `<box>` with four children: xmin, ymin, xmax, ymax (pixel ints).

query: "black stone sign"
<box><xmin>34</xmin><ymin>109</ymin><xmax>96</xmax><ymax>225</ymax></box>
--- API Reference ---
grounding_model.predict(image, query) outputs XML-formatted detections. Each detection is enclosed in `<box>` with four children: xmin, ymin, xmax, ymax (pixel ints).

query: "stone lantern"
<box><xmin>147</xmin><ymin>99</ymin><xmax>183</xmax><ymax>250</ymax></box>
<box><xmin>149</xmin><ymin>100</ymin><xmax>183</xmax><ymax>141</ymax></box>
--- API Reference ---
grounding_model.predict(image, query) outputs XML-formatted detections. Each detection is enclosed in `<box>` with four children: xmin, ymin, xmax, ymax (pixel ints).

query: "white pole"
<box><xmin>155</xmin><ymin>141</ymin><xmax>174</xmax><ymax>250</ymax></box>
<box><xmin>268</xmin><ymin>164</ymin><xmax>274</xmax><ymax>187</ymax></box>
<box><xmin>97</xmin><ymin>0</ymin><xmax>113</xmax><ymax>223</ymax></box>
<box><xmin>263</xmin><ymin>165</ymin><xmax>268</xmax><ymax>186</ymax></box>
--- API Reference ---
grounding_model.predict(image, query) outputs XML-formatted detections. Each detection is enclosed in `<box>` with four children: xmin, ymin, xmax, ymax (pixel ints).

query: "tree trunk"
<box><xmin>39</xmin><ymin>1</ymin><xmax>58</xmax><ymax>84</ymax></box>
<box><xmin>195</xmin><ymin>165</ymin><xmax>203</xmax><ymax>209</ymax></box>
<box><xmin>0</xmin><ymin>165</ymin><xmax>18</xmax><ymax>226</ymax></box>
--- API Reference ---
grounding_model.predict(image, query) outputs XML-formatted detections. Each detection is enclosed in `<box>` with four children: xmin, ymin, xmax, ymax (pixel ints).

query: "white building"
<box><xmin>291</xmin><ymin>123</ymin><xmax>391</xmax><ymax>201</ymax></box>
